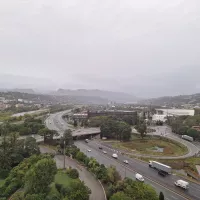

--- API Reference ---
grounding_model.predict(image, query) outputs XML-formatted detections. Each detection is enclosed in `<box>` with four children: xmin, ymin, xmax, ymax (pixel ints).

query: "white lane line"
<box><xmin>171</xmin><ymin>196</ymin><xmax>178</xmax><ymax>199</ymax></box>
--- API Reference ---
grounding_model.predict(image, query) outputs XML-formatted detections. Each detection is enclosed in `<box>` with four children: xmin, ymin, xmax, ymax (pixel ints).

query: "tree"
<box><xmin>159</xmin><ymin>192</ymin><xmax>164</xmax><ymax>200</ymax></box>
<box><xmin>62</xmin><ymin>129</ymin><xmax>73</xmax><ymax>146</ymax></box>
<box><xmin>10</xmin><ymin>191</ymin><xmax>24</xmax><ymax>200</ymax></box>
<box><xmin>24</xmin><ymin>194</ymin><xmax>45</xmax><ymax>200</ymax></box>
<box><xmin>187</xmin><ymin>128</ymin><xmax>199</xmax><ymax>140</ymax></box>
<box><xmin>110</xmin><ymin>192</ymin><xmax>132</xmax><ymax>200</ymax></box>
<box><xmin>24</xmin><ymin>157</ymin><xmax>57</xmax><ymax>194</ymax></box>
<box><xmin>38</xmin><ymin>128</ymin><xmax>58</xmax><ymax>142</ymax></box>
<box><xmin>65</xmin><ymin>180</ymin><xmax>91</xmax><ymax>200</ymax></box>
<box><xmin>100</xmin><ymin>119</ymin><xmax>131</xmax><ymax>141</ymax></box>
<box><xmin>24</xmin><ymin>137</ymin><xmax>40</xmax><ymax>157</ymax></box>
<box><xmin>124</xmin><ymin>179</ymin><xmax>158</xmax><ymax>200</ymax></box>
<box><xmin>136</xmin><ymin>123</ymin><xmax>147</xmax><ymax>139</ymax></box>
<box><xmin>76</xmin><ymin>151</ymin><xmax>86</xmax><ymax>162</ymax></box>
<box><xmin>73</xmin><ymin>120</ymin><xmax>78</xmax><ymax>127</ymax></box>
<box><xmin>107</xmin><ymin>166</ymin><xmax>121</xmax><ymax>184</ymax></box>
<box><xmin>122</xmin><ymin>115</ymin><xmax>134</xmax><ymax>125</ymax></box>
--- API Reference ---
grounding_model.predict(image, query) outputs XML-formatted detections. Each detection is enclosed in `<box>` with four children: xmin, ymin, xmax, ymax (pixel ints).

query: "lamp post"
<box><xmin>63</xmin><ymin>140</ymin><xmax>66</xmax><ymax>169</ymax></box>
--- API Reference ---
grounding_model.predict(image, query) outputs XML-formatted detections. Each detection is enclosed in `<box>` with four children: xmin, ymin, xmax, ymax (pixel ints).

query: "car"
<box><xmin>135</xmin><ymin>173</ymin><xmax>144</xmax><ymax>182</ymax></box>
<box><xmin>123</xmin><ymin>160</ymin><xmax>129</xmax><ymax>164</ymax></box>
<box><xmin>103</xmin><ymin>151</ymin><xmax>107</xmax><ymax>154</ymax></box>
<box><xmin>87</xmin><ymin>149</ymin><xmax>91</xmax><ymax>152</ymax></box>
<box><xmin>112</xmin><ymin>153</ymin><xmax>118</xmax><ymax>159</ymax></box>
<box><xmin>158</xmin><ymin>170</ymin><xmax>167</xmax><ymax>177</ymax></box>
<box><xmin>99</xmin><ymin>146</ymin><xmax>103</xmax><ymax>149</ymax></box>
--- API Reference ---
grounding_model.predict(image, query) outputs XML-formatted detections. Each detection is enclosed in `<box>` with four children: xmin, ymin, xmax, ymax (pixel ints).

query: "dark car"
<box><xmin>99</xmin><ymin>146</ymin><xmax>103</xmax><ymax>149</ymax></box>
<box><xmin>158</xmin><ymin>170</ymin><xmax>167</xmax><ymax>177</ymax></box>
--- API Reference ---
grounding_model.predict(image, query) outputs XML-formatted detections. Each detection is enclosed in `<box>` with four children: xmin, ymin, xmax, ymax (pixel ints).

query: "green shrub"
<box><xmin>66</xmin><ymin>168</ymin><xmax>79</xmax><ymax>179</ymax></box>
<box><xmin>55</xmin><ymin>183</ymin><xmax>63</xmax><ymax>193</ymax></box>
<box><xmin>0</xmin><ymin>169</ymin><xmax>10</xmax><ymax>179</ymax></box>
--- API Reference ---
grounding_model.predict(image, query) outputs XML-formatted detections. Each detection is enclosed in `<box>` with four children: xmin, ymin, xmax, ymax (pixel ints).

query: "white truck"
<box><xmin>181</xmin><ymin>135</ymin><xmax>194</xmax><ymax>142</ymax></box>
<box><xmin>149</xmin><ymin>161</ymin><xmax>172</xmax><ymax>174</ymax></box>
<box><xmin>174</xmin><ymin>180</ymin><xmax>189</xmax><ymax>189</ymax></box>
<box><xmin>112</xmin><ymin>153</ymin><xmax>118</xmax><ymax>159</ymax></box>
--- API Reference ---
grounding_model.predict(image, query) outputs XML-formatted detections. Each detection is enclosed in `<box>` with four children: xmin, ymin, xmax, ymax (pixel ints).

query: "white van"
<box><xmin>135</xmin><ymin>173</ymin><xmax>144</xmax><ymax>182</ymax></box>
<box><xmin>174</xmin><ymin>180</ymin><xmax>189</xmax><ymax>189</ymax></box>
<box><xmin>112</xmin><ymin>153</ymin><xmax>118</xmax><ymax>159</ymax></box>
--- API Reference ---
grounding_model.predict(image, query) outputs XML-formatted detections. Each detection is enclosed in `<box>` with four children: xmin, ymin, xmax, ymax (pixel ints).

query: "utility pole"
<box><xmin>63</xmin><ymin>140</ymin><xmax>66</xmax><ymax>169</ymax></box>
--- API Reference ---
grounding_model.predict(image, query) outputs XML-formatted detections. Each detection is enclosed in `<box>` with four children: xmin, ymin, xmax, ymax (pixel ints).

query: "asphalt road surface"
<box><xmin>40</xmin><ymin>145</ymin><xmax>105</xmax><ymax>200</ymax></box>
<box><xmin>76</xmin><ymin>140</ymin><xmax>200</xmax><ymax>200</ymax></box>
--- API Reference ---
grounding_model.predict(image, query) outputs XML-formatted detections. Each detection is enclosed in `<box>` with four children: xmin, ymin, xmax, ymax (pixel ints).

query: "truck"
<box><xmin>181</xmin><ymin>135</ymin><xmax>194</xmax><ymax>142</ymax></box>
<box><xmin>149</xmin><ymin>161</ymin><xmax>172</xmax><ymax>174</ymax></box>
<box><xmin>112</xmin><ymin>153</ymin><xmax>118</xmax><ymax>159</ymax></box>
<box><xmin>174</xmin><ymin>180</ymin><xmax>189</xmax><ymax>189</ymax></box>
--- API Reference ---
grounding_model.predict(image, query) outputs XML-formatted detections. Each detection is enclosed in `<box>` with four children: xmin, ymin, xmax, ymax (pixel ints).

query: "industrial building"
<box><xmin>87</xmin><ymin>110</ymin><xmax>137</xmax><ymax>118</ymax></box>
<box><xmin>152</xmin><ymin>108</ymin><xmax>195</xmax><ymax>122</ymax></box>
<box><xmin>155</xmin><ymin>109</ymin><xmax>195</xmax><ymax>116</ymax></box>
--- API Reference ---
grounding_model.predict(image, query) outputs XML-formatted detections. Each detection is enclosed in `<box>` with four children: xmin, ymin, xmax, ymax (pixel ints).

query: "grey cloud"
<box><xmin>0</xmin><ymin>0</ymin><xmax>199</xmax><ymax>97</ymax></box>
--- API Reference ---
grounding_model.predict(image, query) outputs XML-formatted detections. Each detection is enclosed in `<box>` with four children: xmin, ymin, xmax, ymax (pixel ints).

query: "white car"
<box><xmin>135</xmin><ymin>173</ymin><xmax>144</xmax><ymax>182</ymax></box>
<box><xmin>123</xmin><ymin>160</ymin><xmax>129</xmax><ymax>164</ymax></box>
<box><xmin>87</xmin><ymin>149</ymin><xmax>91</xmax><ymax>152</ymax></box>
<box><xmin>112</xmin><ymin>153</ymin><xmax>118</xmax><ymax>159</ymax></box>
<box><xmin>103</xmin><ymin>151</ymin><xmax>107</xmax><ymax>154</ymax></box>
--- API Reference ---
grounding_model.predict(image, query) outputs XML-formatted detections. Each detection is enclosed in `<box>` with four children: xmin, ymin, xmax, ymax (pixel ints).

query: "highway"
<box><xmin>46</xmin><ymin>110</ymin><xmax>200</xmax><ymax>200</ymax></box>
<box><xmin>76</xmin><ymin>140</ymin><xmax>200</xmax><ymax>200</ymax></box>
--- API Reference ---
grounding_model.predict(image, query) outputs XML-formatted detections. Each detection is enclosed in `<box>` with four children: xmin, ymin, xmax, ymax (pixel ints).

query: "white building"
<box><xmin>152</xmin><ymin>114</ymin><xmax>168</xmax><ymax>122</ymax></box>
<box><xmin>155</xmin><ymin>109</ymin><xmax>194</xmax><ymax>116</ymax></box>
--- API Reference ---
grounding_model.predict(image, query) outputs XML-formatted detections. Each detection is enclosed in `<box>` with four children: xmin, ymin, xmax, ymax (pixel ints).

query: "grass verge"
<box><xmin>111</xmin><ymin>136</ymin><xmax>188</xmax><ymax>156</ymax></box>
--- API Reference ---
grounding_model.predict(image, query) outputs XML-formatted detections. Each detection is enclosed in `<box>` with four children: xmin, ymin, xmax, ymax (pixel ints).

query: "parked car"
<box><xmin>87</xmin><ymin>149</ymin><xmax>91</xmax><ymax>152</ymax></box>
<box><xmin>103</xmin><ymin>151</ymin><xmax>107</xmax><ymax>154</ymax></box>
<box><xmin>99</xmin><ymin>146</ymin><xmax>103</xmax><ymax>149</ymax></box>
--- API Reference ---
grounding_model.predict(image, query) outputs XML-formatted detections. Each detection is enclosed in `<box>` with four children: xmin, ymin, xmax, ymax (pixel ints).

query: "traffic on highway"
<box><xmin>76</xmin><ymin>140</ymin><xmax>200</xmax><ymax>200</ymax></box>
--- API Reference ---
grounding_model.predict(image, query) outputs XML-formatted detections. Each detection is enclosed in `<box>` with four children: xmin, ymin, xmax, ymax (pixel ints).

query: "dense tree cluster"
<box><xmin>0</xmin><ymin>134</ymin><xmax>40</xmax><ymax>178</ymax></box>
<box><xmin>89</xmin><ymin>115</ymin><xmax>137</xmax><ymax>128</ymax></box>
<box><xmin>0</xmin><ymin>116</ymin><xmax>45</xmax><ymax>136</ymax></box>
<box><xmin>109</xmin><ymin>178</ymin><xmax>158</xmax><ymax>200</ymax></box>
<box><xmin>100</xmin><ymin>119</ymin><xmax>132</xmax><ymax>141</ymax></box>
<box><xmin>167</xmin><ymin>115</ymin><xmax>200</xmax><ymax>140</ymax></box>
<box><xmin>0</xmin><ymin>154</ymin><xmax>56</xmax><ymax>198</ymax></box>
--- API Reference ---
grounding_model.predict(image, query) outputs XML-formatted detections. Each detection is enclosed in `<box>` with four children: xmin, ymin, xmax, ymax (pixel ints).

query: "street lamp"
<box><xmin>63</xmin><ymin>140</ymin><xmax>66</xmax><ymax>169</ymax></box>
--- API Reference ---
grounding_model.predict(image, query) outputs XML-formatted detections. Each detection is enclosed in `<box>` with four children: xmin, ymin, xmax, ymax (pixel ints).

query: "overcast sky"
<box><xmin>0</xmin><ymin>0</ymin><xmax>200</xmax><ymax>97</ymax></box>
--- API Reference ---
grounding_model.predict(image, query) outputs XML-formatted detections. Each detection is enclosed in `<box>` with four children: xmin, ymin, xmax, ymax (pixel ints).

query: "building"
<box><xmin>152</xmin><ymin>114</ymin><xmax>167</xmax><ymax>122</ymax></box>
<box><xmin>152</xmin><ymin>108</ymin><xmax>195</xmax><ymax>123</ymax></box>
<box><xmin>88</xmin><ymin>110</ymin><xmax>137</xmax><ymax>118</ymax></box>
<box><xmin>155</xmin><ymin>109</ymin><xmax>194</xmax><ymax>116</ymax></box>
<box><xmin>18</xmin><ymin>99</ymin><xmax>24</xmax><ymax>103</ymax></box>
<box><xmin>0</xmin><ymin>97</ymin><xmax>5</xmax><ymax>102</ymax></box>
<box><xmin>73</xmin><ymin>113</ymin><xmax>88</xmax><ymax>119</ymax></box>
<box><xmin>15</xmin><ymin>104</ymin><xmax>24</xmax><ymax>108</ymax></box>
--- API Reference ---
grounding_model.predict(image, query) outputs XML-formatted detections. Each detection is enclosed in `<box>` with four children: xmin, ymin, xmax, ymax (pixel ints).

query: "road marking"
<box><xmin>171</xmin><ymin>196</ymin><xmax>178</xmax><ymax>199</ymax></box>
